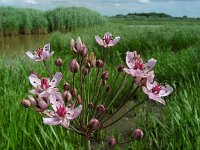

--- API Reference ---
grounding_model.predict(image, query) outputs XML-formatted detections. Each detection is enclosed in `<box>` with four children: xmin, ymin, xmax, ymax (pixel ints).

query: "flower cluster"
<box><xmin>22</xmin><ymin>32</ymin><xmax>173</xmax><ymax>149</ymax></box>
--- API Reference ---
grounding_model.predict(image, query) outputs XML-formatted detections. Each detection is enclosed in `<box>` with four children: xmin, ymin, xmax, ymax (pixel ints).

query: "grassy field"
<box><xmin>0</xmin><ymin>17</ymin><xmax>200</xmax><ymax>149</ymax></box>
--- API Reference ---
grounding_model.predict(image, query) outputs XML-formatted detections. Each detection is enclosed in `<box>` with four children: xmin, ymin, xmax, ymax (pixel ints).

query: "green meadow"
<box><xmin>0</xmin><ymin>7</ymin><xmax>200</xmax><ymax>149</ymax></box>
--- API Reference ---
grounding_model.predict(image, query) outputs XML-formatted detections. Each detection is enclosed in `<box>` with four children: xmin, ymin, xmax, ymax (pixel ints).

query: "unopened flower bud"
<box><xmin>101</xmin><ymin>71</ymin><xmax>109</xmax><ymax>80</ymax></box>
<box><xmin>28</xmin><ymin>95</ymin><xmax>37</xmax><ymax>106</ymax></box>
<box><xmin>81</xmin><ymin>47</ymin><xmax>87</xmax><ymax>57</ymax></box>
<box><xmin>55</xmin><ymin>58</ymin><xmax>63</xmax><ymax>67</ymax></box>
<box><xmin>107</xmin><ymin>137</ymin><xmax>116</xmax><ymax>148</ymax></box>
<box><xmin>63</xmin><ymin>91</ymin><xmax>72</xmax><ymax>101</ymax></box>
<box><xmin>64</xmin><ymin>82</ymin><xmax>70</xmax><ymax>91</ymax></box>
<box><xmin>132</xmin><ymin>129</ymin><xmax>144</xmax><ymax>140</ymax></box>
<box><xmin>77</xmin><ymin>95</ymin><xmax>82</xmax><ymax>105</ymax></box>
<box><xmin>106</xmin><ymin>85</ymin><xmax>110</xmax><ymax>93</ymax></box>
<box><xmin>82</xmin><ymin>67</ymin><xmax>89</xmax><ymax>76</ymax></box>
<box><xmin>118</xmin><ymin>64</ymin><xmax>125</xmax><ymax>72</ymax></box>
<box><xmin>96</xmin><ymin>59</ymin><xmax>104</xmax><ymax>68</ymax></box>
<box><xmin>21</xmin><ymin>99</ymin><xmax>31</xmax><ymax>108</ymax></box>
<box><xmin>70</xmin><ymin>88</ymin><xmax>77</xmax><ymax>97</ymax></box>
<box><xmin>88</xmin><ymin>102</ymin><xmax>94</xmax><ymax>109</ymax></box>
<box><xmin>69</xmin><ymin>59</ymin><xmax>79</xmax><ymax>73</ymax></box>
<box><xmin>88</xmin><ymin>118</ymin><xmax>100</xmax><ymax>130</ymax></box>
<box><xmin>38</xmin><ymin>98</ymin><xmax>48</xmax><ymax>111</ymax></box>
<box><xmin>97</xmin><ymin>104</ymin><xmax>106</xmax><ymax>114</ymax></box>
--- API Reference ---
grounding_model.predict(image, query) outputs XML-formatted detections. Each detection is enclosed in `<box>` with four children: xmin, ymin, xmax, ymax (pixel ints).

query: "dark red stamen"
<box><xmin>56</xmin><ymin>106</ymin><xmax>67</xmax><ymax>117</ymax></box>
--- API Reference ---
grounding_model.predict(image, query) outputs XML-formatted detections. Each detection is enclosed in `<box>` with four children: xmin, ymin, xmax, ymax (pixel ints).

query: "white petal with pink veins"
<box><xmin>66</xmin><ymin>105</ymin><xmax>82</xmax><ymax>120</ymax></box>
<box><xmin>159</xmin><ymin>85</ymin><xmax>173</xmax><ymax>97</ymax></box>
<box><xmin>26</xmin><ymin>51</ymin><xmax>37</xmax><ymax>60</ymax></box>
<box><xmin>29</xmin><ymin>73</ymin><xmax>41</xmax><ymax>88</ymax></box>
<box><xmin>76</xmin><ymin>37</ymin><xmax>83</xmax><ymax>52</ymax></box>
<box><xmin>143</xmin><ymin>58</ymin><xmax>157</xmax><ymax>71</ymax></box>
<box><xmin>142</xmin><ymin>86</ymin><xmax>151</xmax><ymax>95</ymax></box>
<box><xmin>50</xmin><ymin>94</ymin><xmax>64</xmax><ymax>111</ymax></box>
<box><xmin>61</xmin><ymin>118</ymin><xmax>70</xmax><ymax>128</ymax></box>
<box><xmin>123</xmin><ymin>68</ymin><xmax>131</xmax><ymax>74</ymax></box>
<box><xmin>126</xmin><ymin>51</ymin><xmax>135</xmax><ymax>69</ymax></box>
<box><xmin>95</xmin><ymin>36</ymin><xmax>104</xmax><ymax>46</ymax></box>
<box><xmin>110</xmin><ymin>36</ymin><xmax>120</xmax><ymax>46</ymax></box>
<box><xmin>50</xmin><ymin>72</ymin><xmax>62</xmax><ymax>87</ymax></box>
<box><xmin>43</xmin><ymin>117</ymin><xmax>61</xmax><ymax>125</ymax></box>
<box><xmin>156</xmin><ymin>98</ymin><xmax>165</xmax><ymax>105</ymax></box>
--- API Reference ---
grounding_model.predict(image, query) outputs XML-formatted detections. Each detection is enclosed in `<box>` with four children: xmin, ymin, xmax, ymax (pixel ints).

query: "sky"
<box><xmin>0</xmin><ymin>0</ymin><xmax>200</xmax><ymax>17</ymax></box>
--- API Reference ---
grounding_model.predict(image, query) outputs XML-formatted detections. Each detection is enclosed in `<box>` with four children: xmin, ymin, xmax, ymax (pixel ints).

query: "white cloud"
<box><xmin>138</xmin><ymin>0</ymin><xmax>150</xmax><ymax>3</ymax></box>
<box><xmin>23</xmin><ymin>0</ymin><xmax>38</xmax><ymax>4</ymax></box>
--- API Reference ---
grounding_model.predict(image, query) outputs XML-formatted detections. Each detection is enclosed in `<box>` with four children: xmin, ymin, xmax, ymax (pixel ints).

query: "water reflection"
<box><xmin>0</xmin><ymin>35</ymin><xmax>48</xmax><ymax>57</ymax></box>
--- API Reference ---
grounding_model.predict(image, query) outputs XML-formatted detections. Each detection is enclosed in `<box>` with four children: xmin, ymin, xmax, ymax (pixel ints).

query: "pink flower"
<box><xmin>26</xmin><ymin>43</ymin><xmax>54</xmax><ymax>61</ymax></box>
<box><xmin>95</xmin><ymin>32</ymin><xmax>120</xmax><ymax>48</ymax></box>
<box><xmin>29</xmin><ymin>72</ymin><xmax>63</xmax><ymax>103</ymax></box>
<box><xmin>43</xmin><ymin>100</ymin><xmax>82</xmax><ymax>128</ymax></box>
<box><xmin>142</xmin><ymin>77</ymin><xmax>173</xmax><ymax>105</ymax></box>
<box><xmin>123</xmin><ymin>51</ymin><xmax>157</xmax><ymax>78</ymax></box>
<box><xmin>70</xmin><ymin>37</ymin><xmax>87</xmax><ymax>54</ymax></box>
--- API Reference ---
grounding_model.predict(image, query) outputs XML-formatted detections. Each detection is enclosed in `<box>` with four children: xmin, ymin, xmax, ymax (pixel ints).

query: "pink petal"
<box><xmin>29</xmin><ymin>73</ymin><xmax>41</xmax><ymax>88</ymax></box>
<box><xmin>66</xmin><ymin>105</ymin><xmax>82</xmax><ymax>120</ymax></box>
<box><xmin>26</xmin><ymin>51</ymin><xmax>37</xmax><ymax>60</ymax></box>
<box><xmin>148</xmin><ymin>93</ymin><xmax>160</xmax><ymax>101</ymax></box>
<box><xmin>43</xmin><ymin>117</ymin><xmax>61</xmax><ymax>125</ymax></box>
<box><xmin>95</xmin><ymin>36</ymin><xmax>104</xmax><ymax>46</ymax></box>
<box><xmin>49</xmin><ymin>93</ymin><xmax>64</xmax><ymax>111</ymax></box>
<box><xmin>142</xmin><ymin>86</ymin><xmax>151</xmax><ymax>95</ymax></box>
<box><xmin>70</xmin><ymin>39</ymin><xmax>75</xmax><ymax>49</ymax></box>
<box><xmin>110</xmin><ymin>36</ymin><xmax>120</xmax><ymax>46</ymax></box>
<box><xmin>76</xmin><ymin>37</ymin><xmax>83</xmax><ymax>52</ymax></box>
<box><xmin>43</xmin><ymin>43</ymin><xmax>50</xmax><ymax>52</ymax></box>
<box><xmin>50</xmin><ymin>72</ymin><xmax>62</xmax><ymax>87</ymax></box>
<box><xmin>126</xmin><ymin>51</ymin><xmax>135</xmax><ymax>69</ymax></box>
<box><xmin>156</xmin><ymin>98</ymin><xmax>165</xmax><ymax>105</ymax></box>
<box><xmin>143</xmin><ymin>58</ymin><xmax>157</xmax><ymax>71</ymax></box>
<box><xmin>159</xmin><ymin>85</ymin><xmax>173</xmax><ymax>97</ymax></box>
<box><xmin>123</xmin><ymin>68</ymin><xmax>131</xmax><ymax>74</ymax></box>
<box><xmin>61</xmin><ymin>118</ymin><xmax>70</xmax><ymax>128</ymax></box>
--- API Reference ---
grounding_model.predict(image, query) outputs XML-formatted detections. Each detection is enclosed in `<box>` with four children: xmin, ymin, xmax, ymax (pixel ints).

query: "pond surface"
<box><xmin>0</xmin><ymin>34</ymin><xmax>49</xmax><ymax>57</ymax></box>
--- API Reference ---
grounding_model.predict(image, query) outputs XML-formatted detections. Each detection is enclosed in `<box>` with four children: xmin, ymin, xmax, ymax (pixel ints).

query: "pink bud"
<box><xmin>82</xmin><ymin>67</ymin><xmax>89</xmax><ymax>76</ymax></box>
<box><xmin>106</xmin><ymin>85</ymin><xmax>110</xmax><ymax>93</ymax></box>
<box><xmin>21</xmin><ymin>99</ymin><xmax>31</xmax><ymax>108</ymax></box>
<box><xmin>102</xmin><ymin>79</ymin><xmax>107</xmax><ymax>86</ymax></box>
<box><xmin>64</xmin><ymin>82</ymin><xmax>70</xmax><ymax>91</ymax></box>
<box><xmin>81</xmin><ymin>47</ymin><xmax>87</xmax><ymax>57</ymax></box>
<box><xmin>38</xmin><ymin>97</ymin><xmax>48</xmax><ymax>111</ymax></box>
<box><xmin>69</xmin><ymin>59</ymin><xmax>79</xmax><ymax>73</ymax></box>
<box><xmin>101</xmin><ymin>71</ymin><xmax>109</xmax><ymax>80</ymax></box>
<box><xmin>55</xmin><ymin>58</ymin><xmax>63</xmax><ymax>67</ymax></box>
<box><xmin>97</xmin><ymin>104</ymin><xmax>106</xmax><ymax>114</ymax></box>
<box><xmin>96</xmin><ymin>59</ymin><xmax>104</xmax><ymax>68</ymax></box>
<box><xmin>118</xmin><ymin>64</ymin><xmax>125</xmax><ymax>72</ymax></box>
<box><xmin>88</xmin><ymin>118</ymin><xmax>100</xmax><ymax>130</ymax></box>
<box><xmin>88</xmin><ymin>102</ymin><xmax>94</xmax><ymax>109</ymax></box>
<box><xmin>107</xmin><ymin>137</ymin><xmax>116</xmax><ymax>148</ymax></box>
<box><xmin>132</xmin><ymin>128</ymin><xmax>144</xmax><ymax>140</ymax></box>
<box><xmin>77</xmin><ymin>95</ymin><xmax>82</xmax><ymax>105</ymax></box>
<box><xmin>63</xmin><ymin>91</ymin><xmax>72</xmax><ymax>101</ymax></box>
<box><xmin>70</xmin><ymin>88</ymin><xmax>77</xmax><ymax>97</ymax></box>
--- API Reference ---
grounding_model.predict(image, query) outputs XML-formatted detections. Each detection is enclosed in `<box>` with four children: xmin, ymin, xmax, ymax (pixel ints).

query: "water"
<box><xmin>0</xmin><ymin>34</ymin><xmax>49</xmax><ymax>57</ymax></box>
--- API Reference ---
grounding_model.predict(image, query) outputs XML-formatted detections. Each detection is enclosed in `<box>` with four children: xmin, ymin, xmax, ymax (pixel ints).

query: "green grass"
<box><xmin>1</xmin><ymin>18</ymin><xmax>200</xmax><ymax>149</ymax></box>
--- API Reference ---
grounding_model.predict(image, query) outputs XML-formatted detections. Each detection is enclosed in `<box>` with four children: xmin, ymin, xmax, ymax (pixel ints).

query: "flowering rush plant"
<box><xmin>22</xmin><ymin>32</ymin><xmax>173</xmax><ymax>149</ymax></box>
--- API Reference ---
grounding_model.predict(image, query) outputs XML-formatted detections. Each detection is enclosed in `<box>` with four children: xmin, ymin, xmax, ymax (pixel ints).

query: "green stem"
<box><xmin>84</xmin><ymin>137</ymin><xmax>91</xmax><ymax>150</ymax></box>
<box><xmin>43</xmin><ymin>60</ymin><xmax>52</xmax><ymax>78</ymax></box>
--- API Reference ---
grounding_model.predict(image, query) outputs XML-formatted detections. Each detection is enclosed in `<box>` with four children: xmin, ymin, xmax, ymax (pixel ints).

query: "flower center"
<box><xmin>56</xmin><ymin>106</ymin><xmax>67</xmax><ymax>117</ymax></box>
<box><xmin>37</xmin><ymin>48</ymin><xmax>43</xmax><ymax>57</ymax></box>
<box><xmin>134</xmin><ymin>62</ymin><xmax>143</xmax><ymax>70</ymax></box>
<box><xmin>104</xmin><ymin>36</ymin><xmax>111</xmax><ymax>45</ymax></box>
<box><xmin>41</xmin><ymin>78</ymin><xmax>50</xmax><ymax>89</ymax></box>
<box><xmin>152</xmin><ymin>85</ymin><xmax>161</xmax><ymax>94</ymax></box>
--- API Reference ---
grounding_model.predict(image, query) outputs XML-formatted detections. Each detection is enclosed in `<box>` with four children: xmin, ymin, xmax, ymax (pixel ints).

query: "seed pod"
<box><xmin>70</xmin><ymin>88</ymin><xmax>77</xmax><ymax>97</ymax></box>
<box><xmin>69</xmin><ymin>59</ymin><xmax>79</xmax><ymax>73</ymax></box>
<box><xmin>38</xmin><ymin>97</ymin><xmax>48</xmax><ymax>111</ymax></box>
<box><xmin>77</xmin><ymin>95</ymin><xmax>82</xmax><ymax>105</ymax></box>
<box><xmin>81</xmin><ymin>47</ymin><xmax>87</xmax><ymax>57</ymax></box>
<box><xmin>55</xmin><ymin>58</ymin><xmax>63</xmax><ymax>67</ymax></box>
<box><xmin>21</xmin><ymin>99</ymin><xmax>31</xmax><ymax>108</ymax></box>
<box><xmin>132</xmin><ymin>128</ymin><xmax>144</xmax><ymax>140</ymax></box>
